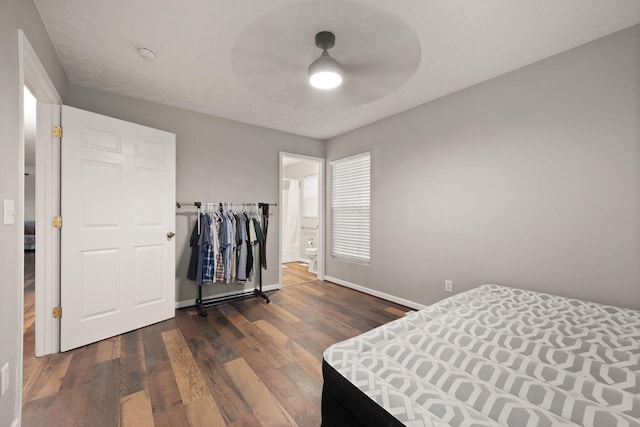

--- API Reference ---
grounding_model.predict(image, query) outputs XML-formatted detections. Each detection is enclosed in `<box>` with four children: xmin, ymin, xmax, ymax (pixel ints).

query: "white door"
<box><xmin>60</xmin><ymin>106</ymin><xmax>176</xmax><ymax>351</ymax></box>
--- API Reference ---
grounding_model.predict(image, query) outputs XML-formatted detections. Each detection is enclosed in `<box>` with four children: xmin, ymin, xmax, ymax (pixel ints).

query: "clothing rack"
<box><xmin>176</xmin><ymin>201</ymin><xmax>277</xmax><ymax>317</ymax></box>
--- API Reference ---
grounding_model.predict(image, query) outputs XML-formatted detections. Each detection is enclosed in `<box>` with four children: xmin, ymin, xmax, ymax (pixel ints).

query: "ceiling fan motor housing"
<box><xmin>315</xmin><ymin>31</ymin><xmax>335</xmax><ymax>50</ymax></box>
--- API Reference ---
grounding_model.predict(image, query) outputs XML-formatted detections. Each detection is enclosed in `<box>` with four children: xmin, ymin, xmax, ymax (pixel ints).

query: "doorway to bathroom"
<box><xmin>279</xmin><ymin>152</ymin><xmax>324</xmax><ymax>288</ymax></box>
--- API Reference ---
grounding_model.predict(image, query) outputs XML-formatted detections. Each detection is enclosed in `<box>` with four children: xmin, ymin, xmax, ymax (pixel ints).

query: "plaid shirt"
<box><xmin>200</xmin><ymin>215</ymin><xmax>215</xmax><ymax>284</ymax></box>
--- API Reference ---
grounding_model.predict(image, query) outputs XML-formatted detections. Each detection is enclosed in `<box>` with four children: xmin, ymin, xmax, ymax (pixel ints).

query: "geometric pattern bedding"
<box><xmin>323</xmin><ymin>285</ymin><xmax>640</xmax><ymax>427</ymax></box>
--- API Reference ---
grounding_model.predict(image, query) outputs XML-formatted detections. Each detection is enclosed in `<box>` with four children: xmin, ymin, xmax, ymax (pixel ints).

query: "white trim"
<box><xmin>324</xmin><ymin>275</ymin><xmax>426</xmax><ymax>310</ymax></box>
<box><xmin>16</xmin><ymin>30</ymin><xmax>26</xmax><ymax>427</ymax></box>
<box><xmin>19</xmin><ymin>30</ymin><xmax>62</xmax><ymax>359</ymax></box>
<box><xmin>21</xmin><ymin>33</ymin><xmax>60</xmax><ymax>104</ymax></box>
<box><xmin>279</xmin><ymin>152</ymin><xmax>326</xmax><ymax>287</ymax></box>
<box><xmin>11</xmin><ymin>418</ymin><xmax>20</xmax><ymax>427</ymax></box>
<box><xmin>174</xmin><ymin>284</ymin><xmax>282</xmax><ymax>309</ymax></box>
<box><xmin>35</xmin><ymin>103</ymin><xmax>61</xmax><ymax>356</ymax></box>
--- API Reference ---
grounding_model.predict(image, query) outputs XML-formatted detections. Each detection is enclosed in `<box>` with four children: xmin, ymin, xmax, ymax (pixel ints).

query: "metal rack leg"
<box><xmin>195</xmin><ymin>298</ymin><xmax>208</xmax><ymax>317</ymax></box>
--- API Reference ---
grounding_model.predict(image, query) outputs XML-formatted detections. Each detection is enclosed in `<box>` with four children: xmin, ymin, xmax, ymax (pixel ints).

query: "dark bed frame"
<box><xmin>321</xmin><ymin>360</ymin><xmax>404</xmax><ymax>427</ymax></box>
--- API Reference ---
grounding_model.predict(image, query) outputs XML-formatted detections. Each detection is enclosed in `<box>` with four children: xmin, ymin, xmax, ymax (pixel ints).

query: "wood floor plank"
<box><xmin>281</xmin><ymin>262</ymin><xmax>317</xmax><ymax>288</ymax></box>
<box><xmin>43</xmin><ymin>345</ymin><xmax>99</xmax><ymax>427</ymax></box>
<box><xmin>121</xmin><ymin>389</ymin><xmax>155</xmax><ymax>427</ymax></box>
<box><xmin>186</xmin><ymin>335</ymin><xmax>252</xmax><ymax>424</ymax></box>
<box><xmin>280</xmin><ymin>362</ymin><xmax>323</xmax><ymax>405</ymax></box>
<box><xmin>276</xmin><ymin>292</ymin><xmax>362</xmax><ymax>341</ymax></box>
<box><xmin>225</xmin><ymin>306</ymin><xmax>323</xmax><ymax>380</ymax></box>
<box><xmin>293</xmin><ymin>283</ymin><xmax>397</xmax><ymax>331</ymax></box>
<box><xmin>120</xmin><ymin>329</ymin><xmax>147</xmax><ymax>397</ymax></box>
<box><xmin>196</xmin><ymin>314</ymin><xmax>240</xmax><ymax>364</ymax></box>
<box><xmin>258</xmin><ymin>297</ymin><xmax>302</xmax><ymax>324</ymax></box>
<box><xmin>175</xmin><ymin>308</ymin><xmax>204</xmax><ymax>341</ymax></box>
<box><xmin>161</xmin><ymin>329</ymin><xmax>209</xmax><ymax>404</ymax></box>
<box><xmin>21</xmin><ymin>356</ymin><xmax>47</xmax><ymax>403</ymax></box>
<box><xmin>253</xmin><ymin>319</ymin><xmax>322</xmax><ymax>382</ymax></box>
<box><xmin>162</xmin><ymin>328</ymin><xmax>226</xmax><ymax>426</ymax></box>
<box><xmin>185</xmin><ymin>394</ymin><xmax>226</xmax><ymax>427</ymax></box>
<box><xmin>293</xmin><ymin>330</ymin><xmax>337</xmax><ymax>360</ymax></box>
<box><xmin>256</xmin><ymin>367</ymin><xmax>320</xmax><ymax>427</ymax></box>
<box><xmin>21</xmin><ymin>395</ymin><xmax>56</xmax><ymax>427</ymax></box>
<box><xmin>226</xmin><ymin>414</ymin><xmax>262</xmax><ymax>427</ymax></box>
<box><xmin>95</xmin><ymin>335</ymin><xmax>122</xmax><ymax>364</ymax></box>
<box><xmin>146</xmin><ymin>360</ymin><xmax>190</xmax><ymax>427</ymax></box>
<box><xmin>385</xmin><ymin>306</ymin><xmax>410</xmax><ymax>317</ymax></box>
<box><xmin>143</xmin><ymin>325</ymin><xmax>190</xmax><ymax>427</ymax></box>
<box><xmin>224</xmin><ymin>358</ymin><xmax>298</xmax><ymax>427</ymax></box>
<box><xmin>83</xmin><ymin>359</ymin><xmax>120</xmax><ymax>427</ymax></box>
<box><xmin>27</xmin><ymin>353</ymin><xmax>73</xmax><ymax>401</ymax></box>
<box><xmin>223</xmin><ymin>312</ymin><xmax>321</xmax><ymax>426</ymax></box>
<box><xmin>298</xmin><ymin>282</ymin><xmax>324</xmax><ymax>296</ymax></box>
<box><xmin>141</xmin><ymin>322</ymin><xmax>171</xmax><ymax>369</ymax></box>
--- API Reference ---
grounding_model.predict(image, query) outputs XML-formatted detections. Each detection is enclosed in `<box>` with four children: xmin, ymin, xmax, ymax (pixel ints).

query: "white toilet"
<box><xmin>304</xmin><ymin>247</ymin><xmax>318</xmax><ymax>274</ymax></box>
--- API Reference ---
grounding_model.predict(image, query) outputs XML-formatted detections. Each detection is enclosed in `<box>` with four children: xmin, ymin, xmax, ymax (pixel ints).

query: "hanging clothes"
<box><xmin>221</xmin><ymin>210</ymin><xmax>233</xmax><ymax>283</ymax></box>
<box><xmin>244</xmin><ymin>212</ymin><xmax>254</xmax><ymax>280</ymax></box>
<box><xmin>187</xmin><ymin>217</ymin><xmax>200</xmax><ymax>281</ymax></box>
<box><xmin>236</xmin><ymin>212</ymin><xmax>248</xmax><ymax>283</ymax></box>
<box><xmin>260</xmin><ymin>204</ymin><xmax>269</xmax><ymax>270</ymax></box>
<box><xmin>200</xmin><ymin>214</ymin><xmax>214</xmax><ymax>284</ymax></box>
<box><xmin>186</xmin><ymin>203</ymin><xmax>269</xmax><ymax>285</ymax></box>
<box><xmin>213</xmin><ymin>213</ymin><xmax>224</xmax><ymax>283</ymax></box>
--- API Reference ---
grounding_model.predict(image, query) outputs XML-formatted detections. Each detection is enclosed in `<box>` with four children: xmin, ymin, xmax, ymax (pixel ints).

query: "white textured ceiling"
<box><xmin>35</xmin><ymin>0</ymin><xmax>640</xmax><ymax>139</ymax></box>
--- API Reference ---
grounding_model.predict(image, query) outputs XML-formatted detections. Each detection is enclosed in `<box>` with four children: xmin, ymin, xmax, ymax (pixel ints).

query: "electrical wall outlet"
<box><xmin>1</xmin><ymin>363</ymin><xmax>9</xmax><ymax>396</ymax></box>
<box><xmin>444</xmin><ymin>280</ymin><xmax>453</xmax><ymax>293</ymax></box>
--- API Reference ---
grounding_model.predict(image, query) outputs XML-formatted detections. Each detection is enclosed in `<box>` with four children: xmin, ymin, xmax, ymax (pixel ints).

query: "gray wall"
<box><xmin>0</xmin><ymin>0</ymin><xmax>67</xmax><ymax>425</ymax></box>
<box><xmin>67</xmin><ymin>85</ymin><xmax>325</xmax><ymax>304</ymax></box>
<box><xmin>325</xmin><ymin>24</ymin><xmax>640</xmax><ymax>310</ymax></box>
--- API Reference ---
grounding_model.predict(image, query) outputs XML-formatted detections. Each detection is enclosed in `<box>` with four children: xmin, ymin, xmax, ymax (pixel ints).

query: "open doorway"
<box><xmin>23</xmin><ymin>86</ymin><xmax>37</xmax><ymax>358</ymax></box>
<box><xmin>279</xmin><ymin>153</ymin><xmax>324</xmax><ymax>287</ymax></box>
<box><xmin>19</xmin><ymin>30</ymin><xmax>62</xmax><ymax>359</ymax></box>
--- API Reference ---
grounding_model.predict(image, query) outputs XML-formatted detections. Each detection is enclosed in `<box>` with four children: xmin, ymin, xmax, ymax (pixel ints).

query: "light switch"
<box><xmin>3</xmin><ymin>199</ymin><xmax>15</xmax><ymax>225</ymax></box>
<box><xmin>1</xmin><ymin>363</ymin><xmax>8</xmax><ymax>396</ymax></box>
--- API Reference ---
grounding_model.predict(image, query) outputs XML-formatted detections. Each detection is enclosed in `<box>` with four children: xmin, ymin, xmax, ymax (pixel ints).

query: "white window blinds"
<box><xmin>331</xmin><ymin>152</ymin><xmax>370</xmax><ymax>263</ymax></box>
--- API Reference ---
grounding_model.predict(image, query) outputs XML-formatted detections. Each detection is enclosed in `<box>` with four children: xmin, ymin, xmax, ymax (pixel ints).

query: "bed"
<box><xmin>322</xmin><ymin>284</ymin><xmax>640</xmax><ymax>427</ymax></box>
<box><xmin>24</xmin><ymin>220</ymin><xmax>36</xmax><ymax>250</ymax></box>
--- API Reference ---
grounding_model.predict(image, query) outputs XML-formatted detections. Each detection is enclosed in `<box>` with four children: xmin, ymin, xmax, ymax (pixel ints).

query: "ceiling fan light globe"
<box><xmin>308</xmin><ymin>51</ymin><xmax>343</xmax><ymax>90</ymax></box>
<box><xmin>309</xmin><ymin>71</ymin><xmax>343</xmax><ymax>89</ymax></box>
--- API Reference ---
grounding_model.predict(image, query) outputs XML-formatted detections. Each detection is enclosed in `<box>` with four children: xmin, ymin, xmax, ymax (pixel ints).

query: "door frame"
<box><xmin>18</xmin><ymin>30</ymin><xmax>62</xmax><ymax>358</ymax></box>
<box><xmin>278</xmin><ymin>152</ymin><xmax>325</xmax><ymax>286</ymax></box>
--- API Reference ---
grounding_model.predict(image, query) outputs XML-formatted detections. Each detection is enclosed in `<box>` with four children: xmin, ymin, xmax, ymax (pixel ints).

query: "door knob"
<box><xmin>167</xmin><ymin>232</ymin><xmax>175</xmax><ymax>239</ymax></box>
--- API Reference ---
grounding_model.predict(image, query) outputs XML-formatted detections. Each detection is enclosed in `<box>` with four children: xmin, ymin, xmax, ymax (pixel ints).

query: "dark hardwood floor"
<box><xmin>22</xmin><ymin>253</ymin><xmax>409</xmax><ymax>426</ymax></box>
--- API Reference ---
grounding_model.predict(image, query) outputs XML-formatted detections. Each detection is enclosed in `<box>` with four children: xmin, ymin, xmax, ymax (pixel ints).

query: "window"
<box><xmin>331</xmin><ymin>152</ymin><xmax>370</xmax><ymax>263</ymax></box>
<box><xmin>302</xmin><ymin>174</ymin><xmax>318</xmax><ymax>218</ymax></box>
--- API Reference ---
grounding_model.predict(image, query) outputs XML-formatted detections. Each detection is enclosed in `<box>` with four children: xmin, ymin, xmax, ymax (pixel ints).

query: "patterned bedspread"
<box><xmin>323</xmin><ymin>285</ymin><xmax>640</xmax><ymax>427</ymax></box>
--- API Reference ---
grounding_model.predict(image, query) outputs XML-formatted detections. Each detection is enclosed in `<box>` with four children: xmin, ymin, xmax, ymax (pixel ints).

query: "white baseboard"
<box><xmin>324</xmin><ymin>276</ymin><xmax>426</xmax><ymax>310</ymax></box>
<box><xmin>175</xmin><ymin>283</ymin><xmax>281</xmax><ymax>309</ymax></box>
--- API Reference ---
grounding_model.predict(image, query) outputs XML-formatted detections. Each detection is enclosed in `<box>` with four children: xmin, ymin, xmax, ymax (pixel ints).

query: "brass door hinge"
<box><xmin>52</xmin><ymin>306</ymin><xmax>62</xmax><ymax>319</ymax></box>
<box><xmin>52</xmin><ymin>216</ymin><xmax>62</xmax><ymax>228</ymax></box>
<box><xmin>53</xmin><ymin>126</ymin><xmax>63</xmax><ymax>138</ymax></box>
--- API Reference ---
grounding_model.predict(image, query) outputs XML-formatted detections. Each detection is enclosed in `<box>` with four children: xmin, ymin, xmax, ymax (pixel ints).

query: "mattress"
<box><xmin>322</xmin><ymin>285</ymin><xmax>640</xmax><ymax>427</ymax></box>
